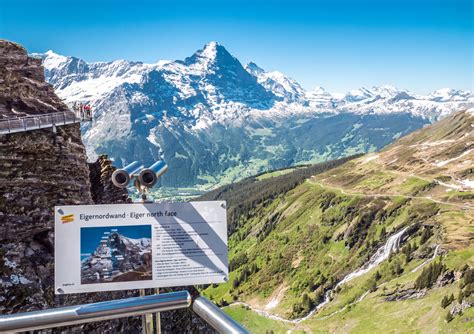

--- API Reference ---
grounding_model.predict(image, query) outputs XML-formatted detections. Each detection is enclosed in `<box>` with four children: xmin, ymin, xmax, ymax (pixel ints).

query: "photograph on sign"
<box><xmin>54</xmin><ymin>201</ymin><xmax>228</xmax><ymax>294</ymax></box>
<box><xmin>80</xmin><ymin>225</ymin><xmax>152</xmax><ymax>284</ymax></box>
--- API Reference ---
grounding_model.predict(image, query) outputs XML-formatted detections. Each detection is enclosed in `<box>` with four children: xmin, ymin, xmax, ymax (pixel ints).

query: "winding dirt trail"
<box><xmin>309</xmin><ymin>179</ymin><xmax>473</xmax><ymax>210</ymax></box>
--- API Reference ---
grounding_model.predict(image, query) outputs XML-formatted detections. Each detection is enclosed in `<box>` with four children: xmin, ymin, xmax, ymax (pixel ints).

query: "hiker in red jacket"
<box><xmin>84</xmin><ymin>104</ymin><xmax>92</xmax><ymax>120</ymax></box>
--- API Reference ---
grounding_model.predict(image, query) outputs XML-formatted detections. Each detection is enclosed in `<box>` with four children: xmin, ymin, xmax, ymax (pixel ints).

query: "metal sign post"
<box><xmin>139</xmin><ymin>194</ymin><xmax>155</xmax><ymax>334</ymax></box>
<box><xmin>154</xmin><ymin>288</ymin><xmax>161</xmax><ymax>334</ymax></box>
<box><xmin>139</xmin><ymin>196</ymin><xmax>160</xmax><ymax>334</ymax></box>
<box><xmin>140</xmin><ymin>289</ymin><xmax>154</xmax><ymax>334</ymax></box>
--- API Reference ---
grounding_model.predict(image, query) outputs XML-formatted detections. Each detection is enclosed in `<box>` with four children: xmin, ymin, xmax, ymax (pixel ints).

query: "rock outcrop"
<box><xmin>383</xmin><ymin>288</ymin><xmax>427</xmax><ymax>302</ymax></box>
<box><xmin>449</xmin><ymin>300</ymin><xmax>473</xmax><ymax>316</ymax></box>
<box><xmin>436</xmin><ymin>270</ymin><xmax>455</xmax><ymax>288</ymax></box>
<box><xmin>0</xmin><ymin>40</ymin><xmax>69</xmax><ymax>117</ymax></box>
<box><xmin>88</xmin><ymin>154</ymin><xmax>130</xmax><ymax>204</ymax></box>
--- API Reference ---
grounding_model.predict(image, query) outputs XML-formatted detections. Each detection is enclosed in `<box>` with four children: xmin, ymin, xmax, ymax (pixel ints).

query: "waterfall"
<box><xmin>336</xmin><ymin>226</ymin><xmax>409</xmax><ymax>287</ymax></box>
<box><xmin>227</xmin><ymin>226</ymin><xmax>409</xmax><ymax>324</ymax></box>
<box><xmin>297</xmin><ymin>226</ymin><xmax>409</xmax><ymax>323</ymax></box>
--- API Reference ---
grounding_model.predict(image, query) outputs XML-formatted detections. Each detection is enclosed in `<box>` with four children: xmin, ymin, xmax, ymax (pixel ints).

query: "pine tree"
<box><xmin>457</xmin><ymin>290</ymin><xmax>464</xmax><ymax>304</ymax></box>
<box><xmin>374</xmin><ymin>270</ymin><xmax>382</xmax><ymax>281</ymax></box>
<box><xmin>392</xmin><ymin>261</ymin><xmax>403</xmax><ymax>275</ymax></box>
<box><xmin>368</xmin><ymin>279</ymin><xmax>377</xmax><ymax>292</ymax></box>
<box><xmin>415</xmin><ymin>261</ymin><xmax>446</xmax><ymax>289</ymax></box>
<box><xmin>232</xmin><ymin>278</ymin><xmax>240</xmax><ymax>289</ymax></box>
<box><xmin>403</xmin><ymin>243</ymin><xmax>412</xmax><ymax>264</ymax></box>
<box><xmin>461</xmin><ymin>267</ymin><xmax>474</xmax><ymax>289</ymax></box>
<box><xmin>445</xmin><ymin>311</ymin><xmax>453</xmax><ymax>323</ymax></box>
<box><xmin>449</xmin><ymin>293</ymin><xmax>455</xmax><ymax>303</ymax></box>
<box><xmin>302</xmin><ymin>293</ymin><xmax>312</xmax><ymax>311</ymax></box>
<box><xmin>420</xmin><ymin>228</ymin><xmax>431</xmax><ymax>244</ymax></box>
<box><xmin>441</xmin><ymin>295</ymin><xmax>449</xmax><ymax>308</ymax></box>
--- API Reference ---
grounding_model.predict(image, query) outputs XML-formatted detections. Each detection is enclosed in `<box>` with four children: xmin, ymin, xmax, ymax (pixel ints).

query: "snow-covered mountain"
<box><xmin>245</xmin><ymin>62</ymin><xmax>306</xmax><ymax>103</ymax></box>
<box><xmin>32</xmin><ymin>42</ymin><xmax>474</xmax><ymax>188</ymax></box>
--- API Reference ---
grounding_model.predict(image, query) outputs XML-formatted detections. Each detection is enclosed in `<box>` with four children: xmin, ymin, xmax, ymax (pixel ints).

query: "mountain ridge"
<box><xmin>30</xmin><ymin>42</ymin><xmax>474</xmax><ymax>189</ymax></box>
<box><xmin>32</xmin><ymin>42</ymin><xmax>474</xmax><ymax>124</ymax></box>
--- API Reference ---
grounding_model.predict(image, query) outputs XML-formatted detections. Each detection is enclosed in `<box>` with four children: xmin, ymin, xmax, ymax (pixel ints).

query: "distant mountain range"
<box><xmin>32</xmin><ymin>42</ymin><xmax>474</xmax><ymax>188</ymax></box>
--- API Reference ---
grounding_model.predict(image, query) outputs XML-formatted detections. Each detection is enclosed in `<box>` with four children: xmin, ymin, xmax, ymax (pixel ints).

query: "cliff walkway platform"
<box><xmin>0</xmin><ymin>111</ymin><xmax>90</xmax><ymax>135</ymax></box>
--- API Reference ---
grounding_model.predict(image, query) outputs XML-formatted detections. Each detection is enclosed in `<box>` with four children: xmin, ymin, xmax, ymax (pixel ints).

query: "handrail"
<box><xmin>0</xmin><ymin>292</ymin><xmax>250</xmax><ymax>334</ymax></box>
<box><xmin>0</xmin><ymin>291</ymin><xmax>191</xmax><ymax>332</ymax></box>
<box><xmin>1</xmin><ymin>111</ymin><xmax>77</xmax><ymax>121</ymax></box>
<box><xmin>0</xmin><ymin>111</ymin><xmax>85</xmax><ymax>135</ymax></box>
<box><xmin>193</xmin><ymin>296</ymin><xmax>249</xmax><ymax>334</ymax></box>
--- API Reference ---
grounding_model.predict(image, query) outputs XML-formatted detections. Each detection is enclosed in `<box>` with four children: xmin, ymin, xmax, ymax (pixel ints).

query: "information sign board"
<box><xmin>54</xmin><ymin>201</ymin><xmax>228</xmax><ymax>294</ymax></box>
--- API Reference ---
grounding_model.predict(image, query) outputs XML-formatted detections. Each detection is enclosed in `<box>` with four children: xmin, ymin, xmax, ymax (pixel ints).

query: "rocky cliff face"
<box><xmin>0</xmin><ymin>40</ymin><xmax>93</xmax><ymax>314</ymax></box>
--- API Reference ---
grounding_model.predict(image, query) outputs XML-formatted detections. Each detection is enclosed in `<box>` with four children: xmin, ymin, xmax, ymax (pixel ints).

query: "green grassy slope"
<box><xmin>202</xmin><ymin>178</ymin><xmax>472</xmax><ymax>333</ymax></box>
<box><xmin>198</xmin><ymin>110</ymin><xmax>473</xmax><ymax>333</ymax></box>
<box><xmin>198</xmin><ymin>154</ymin><xmax>361</xmax><ymax>233</ymax></box>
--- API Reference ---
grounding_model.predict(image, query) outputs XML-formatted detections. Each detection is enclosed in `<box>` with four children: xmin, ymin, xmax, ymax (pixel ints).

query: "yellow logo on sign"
<box><xmin>61</xmin><ymin>214</ymin><xmax>75</xmax><ymax>224</ymax></box>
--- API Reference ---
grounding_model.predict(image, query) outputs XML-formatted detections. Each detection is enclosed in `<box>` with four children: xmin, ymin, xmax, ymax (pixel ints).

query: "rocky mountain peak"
<box><xmin>346</xmin><ymin>86</ymin><xmax>374</xmax><ymax>97</ymax></box>
<box><xmin>41</xmin><ymin>50</ymin><xmax>69</xmax><ymax>70</ymax></box>
<box><xmin>310</xmin><ymin>86</ymin><xmax>328</xmax><ymax>95</ymax></box>
<box><xmin>184</xmin><ymin>41</ymin><xmax>237</xmax><ymax>68</ymax></box>
<box><xmin>245</xmin><ymin>62</ymin><xmax>266</xmax><ymax>76</ymax></box>
<box><xmin>202</xmin><ymin>41</ymin><xmax>219</xmax><ymax>55</ymax></box>
<box><xmin>371</xmin><ymin>85</ymin><xmax>402</xmax><ymax>98</ymax></box>
<box><xmin>428</xmin><ymin>88</ymin><xmax>471</xmax><ymax>102</ymax></box>
<box><xmin>27</xmin><ymin>41</ymin><xmax>474</xmax><ymax>188</ymax></box>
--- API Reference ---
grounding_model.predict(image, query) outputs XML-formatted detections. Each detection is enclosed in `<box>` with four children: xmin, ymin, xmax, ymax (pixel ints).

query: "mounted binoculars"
<box><xmin>111</xmin><ymin>160</ymin><xmax>168</xmax><ymax>189</ymax></box>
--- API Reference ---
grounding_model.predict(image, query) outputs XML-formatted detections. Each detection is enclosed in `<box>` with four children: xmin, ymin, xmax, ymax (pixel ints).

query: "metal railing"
<box><xmin>0</xmin><ymin>111</ymin><xmax>84</xmax><ymax>135</ymax></box>
<box><xmin>0</xmin><ymin>291</ymin><xmax>249</xmax><ymax>334</ymax></box>
<box><xmin>193</xmin><ymin>297</ymin><xmax>248</xmax><ymax>334</ymax></box>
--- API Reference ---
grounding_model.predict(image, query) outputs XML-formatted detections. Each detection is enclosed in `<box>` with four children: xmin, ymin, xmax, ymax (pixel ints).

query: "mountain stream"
<box><xmin>228</xmin><ymin>226</ymin><xmax>409</xmax><ymax>324</ymax></box>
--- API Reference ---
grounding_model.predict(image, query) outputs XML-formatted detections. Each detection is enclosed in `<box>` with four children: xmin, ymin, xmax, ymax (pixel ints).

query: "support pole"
<box><xmin>139</xmin><ymin>290</ymin><xmax>154</xmax><ymax>334</ymax></box>
<box><xmin>155</xmin><ymin>288</ymin><xmax>161</xmax><ymax>334</ymax></box>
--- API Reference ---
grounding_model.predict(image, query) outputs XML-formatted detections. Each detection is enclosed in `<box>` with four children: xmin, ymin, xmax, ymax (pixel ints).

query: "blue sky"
<box><xmin>0</xmin><ymin>0</ymin><xmax>472</xmax><ymax>93</ymax></box>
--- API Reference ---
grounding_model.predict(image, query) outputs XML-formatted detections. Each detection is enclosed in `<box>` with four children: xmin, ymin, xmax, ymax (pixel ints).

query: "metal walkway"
<box><xmin>0</xmin><ymin>111</ymin><xmax>89</xmax><ymax>135</ymax></box>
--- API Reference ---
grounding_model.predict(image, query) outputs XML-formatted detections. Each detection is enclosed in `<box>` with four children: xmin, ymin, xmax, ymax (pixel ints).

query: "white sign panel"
<box><xmin>54</xmin><ymin>201</ymin><xmax>228</xmax><ymax>294</ymax></box>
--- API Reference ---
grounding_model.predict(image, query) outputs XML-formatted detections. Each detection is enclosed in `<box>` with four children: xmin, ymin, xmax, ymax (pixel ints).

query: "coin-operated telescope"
<box><xmin>111</xmin><ymin>160</ymin><xmax>168</xmax><ymax>191</ymax></box>
<box><xmin>111</xmin><ymin>161</ymin><xmax>144</xmax><ymax>188</ymax></box>
<box><xmin>138</xmin><ymin>161</ymin><xmax>168</xmax><ymax>188</ymax></box>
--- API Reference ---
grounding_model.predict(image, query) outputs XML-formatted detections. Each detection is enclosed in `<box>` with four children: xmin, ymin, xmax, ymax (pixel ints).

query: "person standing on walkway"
<box><xmin>84</xmin><ymin>104</ymin><xmax>92</xmax><ymax>120</ymax></box>
<box><xmin>79</xmin><ymin>102</ymin><xmax>84</xmax><ymax>120</ymax></box>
